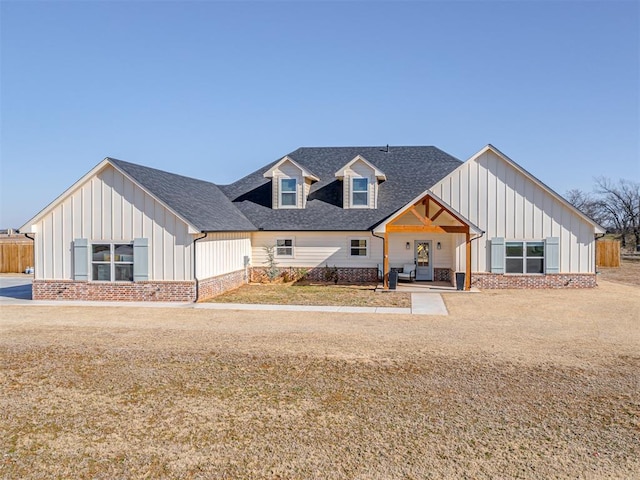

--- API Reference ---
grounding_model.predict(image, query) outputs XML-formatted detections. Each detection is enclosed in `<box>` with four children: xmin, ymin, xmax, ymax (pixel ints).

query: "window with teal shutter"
<box><xmin>490</xmin><ymin>237</ymin><xmax>505</xmax><ymax>273</ymax></box>
<box><xmin>545</xmin><ymin>237</ymin><xmax>560</xmax><ymax>273</ymax></box>
<box><xmin>73</xmin><ymin>238</ymin><xmax>89</xmax><ymax>280</ymax></box>
<box><xmin>133</xmin><ymin>238</ymin><xmax>149</xmax><ymax>281</ymax></box>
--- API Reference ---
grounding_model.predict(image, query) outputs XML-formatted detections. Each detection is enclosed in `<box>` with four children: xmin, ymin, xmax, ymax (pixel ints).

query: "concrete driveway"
<box><xmin>0</xmin><ymin>275</ymin><xmax>33</xmax><ymax>302</ymax></box>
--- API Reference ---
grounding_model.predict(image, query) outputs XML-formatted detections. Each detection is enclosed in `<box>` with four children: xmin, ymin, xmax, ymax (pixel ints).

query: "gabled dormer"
<box><xmin>334</xmin><ymin>155</ymin><xmax>386</xmax><ymax>209</ymax></box>
<box><xmin>263</xmin><ymin>156</ymin><xmax>319</xmax><ymax>209</ymax></box>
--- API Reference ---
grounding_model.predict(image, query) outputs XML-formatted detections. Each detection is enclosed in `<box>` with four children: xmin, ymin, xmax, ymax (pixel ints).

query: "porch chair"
<box><xmin>397</xmin><ymin>263</ymin><xmax>416</xmax><ymax>282</ymax></box>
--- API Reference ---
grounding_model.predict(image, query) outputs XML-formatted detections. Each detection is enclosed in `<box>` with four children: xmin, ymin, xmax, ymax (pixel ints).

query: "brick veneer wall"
<box><xmin>251</xmin><ymin>266</ymin><xmax>378</xmax><ymax>283</ymax></box>
<box><xmin>471</xmin><ymin>273</ymin><xmax>597</xmax><ymax>289</ymax></box>
<box><xmin>197</xmin><ymin>269</ymin><xmax>247</xmax><ymax>301</ymax></box>
<box><xmin>32</xmin><ymin>280</ymin><xmax>196</xmax><ymax>302</ymax></box>
<box><xmin>433</xmin><ymin>268</ymin><xmax>451</xmax><ymax>282</ymax></box>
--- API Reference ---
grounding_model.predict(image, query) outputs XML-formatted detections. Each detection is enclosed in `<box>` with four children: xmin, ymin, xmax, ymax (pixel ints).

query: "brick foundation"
<box><xmin>471</xmin><ymin>273</ymin><xmax>597</xmax><ymax>289</ymax></box>
<box><xmin>197</xmin><ymin>269</ymin><xmax>247</xmax><ymax>301</ymax></box>
<box><xmin>434</xmin><ymin>268</ymin><xmax>452</xmax><ymax>283</ymax></box>
<box><xmin>32</xmin><ymin>279</ymin><xmax>196</xmax><ymax>302</ymax></box>
<box><xmin>251</xmin><ymin>266</ymin><xmax>378</xmax><ymax>283</ymax></box>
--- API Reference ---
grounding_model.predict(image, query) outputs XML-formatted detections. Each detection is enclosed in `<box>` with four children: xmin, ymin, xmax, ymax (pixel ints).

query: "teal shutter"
<box><xmin>133</xmin><ymin>238</ymin><xmax>149</xmax><ymax>281</ymax></box>
<box><xmin>73</xmin><ymin>238</ymin><xmax>89</xmax><ymax>280</ymax></box>
<box><xmin>490</xmin><ymin>237</ymin><xmax>505</xmax><ymax>273</ymax></box>
<box><xmin>545</xmin><ymin>237</ymin><xmax>560</xmax><ymax>273</ymax></box>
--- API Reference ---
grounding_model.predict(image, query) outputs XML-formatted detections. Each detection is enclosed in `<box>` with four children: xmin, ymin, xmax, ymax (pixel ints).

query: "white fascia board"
<box><xmin>373</xmin><ymin>189</ymin><xmax>483</xmax><ymax>235</ymax></box>
<box><xmin>263</xmin><ymin>156</ymin><xmax>320</xmax><ymax>182</ymax></box>
<box><xmin>335</xmin><ymin>155</ymin><xmax>387</xmax><ymax>180</ymax></box>
<box><xmin>19</xmin><ymin>158</ymin><xmax>202</xmax><ymax>235</ymax></box>
<box><xmin>476</xmin><ymin>145</ymin><xmax>606</xmax><ymax>234</ymax></box>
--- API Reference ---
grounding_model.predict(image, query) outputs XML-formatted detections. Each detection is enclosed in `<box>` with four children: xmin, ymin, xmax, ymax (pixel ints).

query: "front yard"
<box><xmin>206</xmin><ymin>281</ymin><xmax>411</xmax><ymax>307</ymax></box>
<box><xmin>1</xmin><ymin>280</ymin><xmax>638</xmax><ymax>479</ymax></box>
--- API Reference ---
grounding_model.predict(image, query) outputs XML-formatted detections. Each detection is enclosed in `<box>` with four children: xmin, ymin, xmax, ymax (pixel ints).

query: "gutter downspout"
<box><xmin>193</xmin><ymin>232</ymin><xmax>208</xmax><ymax>302</ymax></box>
<box><xmin>594</xmin><ymin>232</ymin><xmax>607</xmax><ymax>274</ymax></box>
<box><xmin>372</xmin><ymin>231</ymin><xmax>385</xmax><ymax>284</ymax></box>
<box><xmin>23</xmin><ymin>233</ymin><xmax>35</xmax><ymax>275</ymax></box>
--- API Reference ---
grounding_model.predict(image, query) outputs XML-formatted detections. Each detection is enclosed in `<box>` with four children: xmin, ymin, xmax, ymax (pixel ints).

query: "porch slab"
<box><xmin>376</xmin><ymin>282</ymin><xmax>480</xmax><ymax>293</ymax></box>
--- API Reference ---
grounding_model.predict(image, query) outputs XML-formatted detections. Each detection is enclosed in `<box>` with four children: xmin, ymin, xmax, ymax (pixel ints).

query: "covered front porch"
<box><xmin>374</xmin><ymin>191</ymin><xmax>483</xmax><ymax>291</ymax></box>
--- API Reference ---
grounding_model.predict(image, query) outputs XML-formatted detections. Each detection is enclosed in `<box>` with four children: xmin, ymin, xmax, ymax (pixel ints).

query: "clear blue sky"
<box><xmin>1</xmin><ymin>0</ymin><xmax>638</xmax><ymax>229</ymax></box>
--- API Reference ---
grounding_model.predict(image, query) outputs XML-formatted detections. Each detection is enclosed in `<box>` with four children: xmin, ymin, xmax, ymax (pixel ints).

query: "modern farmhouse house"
<box><xmin>19</xmin><ymin>144</ymin><xmax>605</xmax><ymax>302</ymax></box>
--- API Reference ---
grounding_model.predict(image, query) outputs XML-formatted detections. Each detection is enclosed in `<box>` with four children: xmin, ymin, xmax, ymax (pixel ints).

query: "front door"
<box><xmin>415</xmin><ymin>240</ymin><xmax>433</xmax><ymax>281</ymax></box>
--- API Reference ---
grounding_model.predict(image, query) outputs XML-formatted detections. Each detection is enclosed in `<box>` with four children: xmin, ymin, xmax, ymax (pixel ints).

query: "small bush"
<box><xmin>263</xmin><ymin>245</ymin><xmax>280</xmax><ymax>282</ymax></box>
<box><xmin>323</xmin><ymin>264</ymin><xmax>339</xmax><ymax>284</ymax></box>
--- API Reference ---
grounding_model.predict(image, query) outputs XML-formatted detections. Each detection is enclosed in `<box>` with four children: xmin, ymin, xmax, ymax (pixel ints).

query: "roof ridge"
<box><xmin>107</xmin><ymin>157</ymin><xmax>221</xmax><ymax>188</ymax></box>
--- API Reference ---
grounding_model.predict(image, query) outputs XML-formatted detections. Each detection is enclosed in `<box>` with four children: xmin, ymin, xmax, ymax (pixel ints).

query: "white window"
<box><xmin>351</xmin><ymin>178</ymin><xmax>368</xmax><ymax>207</ymax></box>
<box><xmin>349</xmin><ymin>238</ymin><xmax>368</xmax><ymax>257</ymax></box>
<box><xmin>91</xmin><ymin>243</ymin><xmax>134</xmax><ymax>281</ymax></box>
<box><xmin>280</xmin><ymin>178</ymin><xmax>297</xmax><ymax>207</ymax></box>
<box><xmin>276</xmin><ymin>239</ymin><xmax>294</xmax><ymax>257</ymax></box>
<box><xmin>505</xmin><ymin>241</ymin><xmax>545</xmax><ymax>274</ymax></box>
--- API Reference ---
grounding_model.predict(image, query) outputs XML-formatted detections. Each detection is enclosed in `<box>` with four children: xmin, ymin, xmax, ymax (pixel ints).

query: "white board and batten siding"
<box><xmin>252</xmin><ymin>232</ymin><xmax>383</xmax><ymax>268</ymax></box>
<box><xmin>196</xmin><ymin>233</ymin><xmax>252</xmax><ymax>279</ymax></box>
<box><xmin>430</xmin><ymin>149</ymin><xmax>597</xmax><ymax>273</ymax></box>
<box><xmin>30</xmin><ymin>165</ymin><xmax>194</xmax><ymax>281</ymax></box>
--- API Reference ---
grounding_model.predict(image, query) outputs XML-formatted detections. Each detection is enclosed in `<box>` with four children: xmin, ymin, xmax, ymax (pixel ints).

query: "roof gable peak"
<box><xmin>334</xmin><ymin>155</ymin><xmax>387</xmax><ymax>180</ymax></box>
<box><xmin>263</xmin><ymin>155</ymin><xmax>319</xmax><ymax>182</ymax></box>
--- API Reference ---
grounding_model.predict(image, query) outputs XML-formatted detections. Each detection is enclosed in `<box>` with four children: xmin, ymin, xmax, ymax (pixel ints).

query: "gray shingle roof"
<box><xmin>220</xmin><ymin>146</ymin><xmax>463</xmax><ymax>231</ymax></box>
<box><xmin>108</xmin><ymin>158</ymin><xmax>256</xmax><ymax>232</ymax></box>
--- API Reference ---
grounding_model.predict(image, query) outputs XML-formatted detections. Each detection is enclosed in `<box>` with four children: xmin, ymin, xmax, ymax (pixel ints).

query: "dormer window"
<box><xmin>263</xmin><ymin>156</ymin><xmax>319</xmax><ymax>209</ymax></box>
<box><xmin>335</xmin><ymin>155</ymin><xmax>386</xmax><ymax>209</ymax></box>
<box><xmin>352</xmin><ymin>178</ymin><xmax>369</xmax><ymax>207</ymax></box>
<box><xmin>280</xmin><ymin>178</ymin><xmax>297</xmax><ymax>207</ymax></box>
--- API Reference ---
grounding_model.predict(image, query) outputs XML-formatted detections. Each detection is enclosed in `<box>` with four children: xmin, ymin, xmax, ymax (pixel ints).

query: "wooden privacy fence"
<box><xmin>0</xmin><ymin>239</ymin><xmax>34</xmax><ymax>273</ymax></box>
<box><xmin>596</xmin><ymin>240</ymin><xmax>620</xmax><ymax>268</ymax></box>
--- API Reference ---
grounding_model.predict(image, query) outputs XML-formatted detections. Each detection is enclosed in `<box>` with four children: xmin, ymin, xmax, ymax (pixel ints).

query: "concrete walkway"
<box><xmin>410</xmin><ymin>293</ymin><xmax>448</xmax><ymax>315</ymax></box>
<box><xmin>0</xmin><ymin>276</ymin><xmax>448</xmax><ymax>315</ymax></box>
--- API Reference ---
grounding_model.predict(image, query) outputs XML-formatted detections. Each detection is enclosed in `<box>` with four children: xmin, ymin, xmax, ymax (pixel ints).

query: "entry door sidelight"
<box><xmin>415</xmin><ymin>240</ymin><xmax>433</xmax><ymax>281</ymax></box>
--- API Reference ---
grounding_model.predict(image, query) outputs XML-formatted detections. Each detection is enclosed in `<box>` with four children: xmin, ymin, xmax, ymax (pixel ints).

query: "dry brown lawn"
<box><xmin>1</xmin><ymin>280</ymin><xmax>639</xmax><ymax>479</ymax></box>
<box><xmin>598</xmin><ymin>258</ymin><xmax>640</xmax><ymax>286</ymax></box>
<box><xmin>207</xmin><ymin>282</ymin><xmax>411</xmax><ymax>307</ymax></box>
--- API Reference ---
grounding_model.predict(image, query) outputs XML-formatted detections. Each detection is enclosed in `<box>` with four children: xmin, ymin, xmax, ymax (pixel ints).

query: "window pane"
<box><xmin>527</xmin><ymin>243</ymin><xmax>544</xmax><ymax>257</ymax></box>
<box><xmin>506</xmin><ymin>258</ymin><xmax>523</xmax><ymax>273</ymax></box>
<box><xmin>350</xmin><ymin>239</ymin><xmax>367</xmax><ymax>256</ymax></box>
<box><xmin>276</xmin><ymin>239</ymin><xmax>293</xmax><ymax>256</ymax></box>
<box><xmin>281</xmin><ymin>179</ymin><xmax>296</xmax><ymax>192</ymax></box>
<box><xmin>526</xmin><ymin>258</ymin><xmax>544</xmax><ymax>274</ymax></box>
<box><xmin>281</xmin><ymin>192</ymin><xmax>296</xmax><ymax>206</ymax></box>
<box><xmin>352</xmin><ymin>178</ymin><xmax>368</xmax><ymax>191</ymax></box>
<box><xmin>353</xmin><ymin>192</ymin><xmax>368</xmax><ymax>206</ymax></box>
<box><xmin>114</xmin><ymin>244</ymin><xmax>133</xmax><ymax>262</ymax></box>
<box><xmin>93</xmin><ymin>264</ymin><xmax>111</xmax><ymax>281</ymax></box>
<box><xmin>115</xmin><ymin>264</ymin><xmax>134</xmax><ymax>281</ymax></box>
<box><xmin>505</xmin><ymin>242</ymin><xmax>523</xmax><ymax>257</ymax></box>
<box><xmin>92</xmin><ymin>244</ymin><xmax>110</xmax><ymax>261</ymax></box>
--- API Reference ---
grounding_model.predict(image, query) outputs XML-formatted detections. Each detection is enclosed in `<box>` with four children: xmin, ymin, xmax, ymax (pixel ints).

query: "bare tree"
<box><xmin>565</xmin><ymin>188</ymin><xmax>608</xmax><ymax>226</ymax></box>
<box><xmin>594</xmin><ymin>178</ymin><xmax>640</xmax><ymax>248</ymax></box>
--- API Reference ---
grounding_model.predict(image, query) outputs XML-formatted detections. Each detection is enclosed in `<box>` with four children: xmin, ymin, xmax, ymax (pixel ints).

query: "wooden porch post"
<box><xmin>383</xmin><ymin>232</ymin><xmax>389</xmax><ymax>289</ymax></box>
<box><xmin>465</xmin><ymin>232</ymin><xmax>471</xmax><ymax>291</ymax></box>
